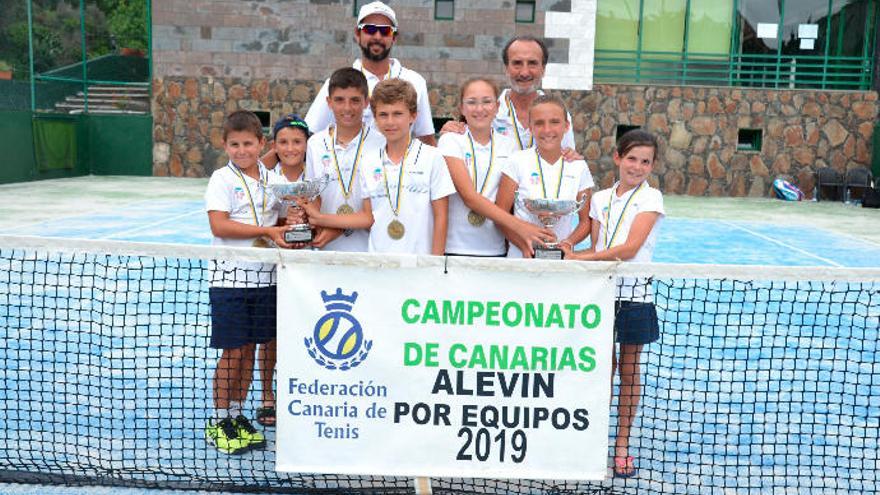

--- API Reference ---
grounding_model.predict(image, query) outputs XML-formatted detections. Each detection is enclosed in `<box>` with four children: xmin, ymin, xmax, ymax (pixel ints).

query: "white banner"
<box><xmin>276</xmin><ymin>262</ymin><xmax>614</xmax><ymax>480</ymax></box>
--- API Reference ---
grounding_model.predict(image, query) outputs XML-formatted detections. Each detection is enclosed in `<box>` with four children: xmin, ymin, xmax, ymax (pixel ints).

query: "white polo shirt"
<box><xmin>305</xmin><ymin>125</ymin><xmax>385</xmax><ymax>252</ymax></box>
<box><xmin>494</xmin><ymin>89</ymin><xmax>576</xmax><ymax>151</ymax></box>
<box><xmin>359</xmin><ymin>141</ymin><xmax>455</xmax><ymax>254</ymax></box>
<box><xmin>437</xmin><ymin>130</ymin><xmax>516</xmax><ymax>256</ymax></box>
<box><xmin>591</xmin><ymin>181</ymin><xmax>664</xmax><ymax>302</ymax></box>
<box><xmin>501</xmin><ymin>149</ymin><xmax>594</xmax><ymax>258</ymax></box>
<box><xmin>305</xmin><ymin>58</ymin><xmax>435</xmax><ymax>138</ymax></box>
<box><xmin>205</xmin><ymin>162</ymin><xmax>286</xmax><ymax>287</ymax></box>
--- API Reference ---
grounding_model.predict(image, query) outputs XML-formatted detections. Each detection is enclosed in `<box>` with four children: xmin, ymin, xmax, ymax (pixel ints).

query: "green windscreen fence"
<box><xmin>0</xmin><ymin>0</ymin><xmax>152</xmax><ymax>184</ymax></box>
<box><xmin>33</xmin><ymin>116</ymin><xmax>77</xmax><ymax>171</ymax></box>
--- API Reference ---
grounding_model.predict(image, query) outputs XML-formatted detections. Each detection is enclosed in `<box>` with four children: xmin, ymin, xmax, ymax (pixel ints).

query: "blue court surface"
<box><xmin>4</xmin><ymin>198</ymin><xmax>880</xmax><ymax>267</ymax></box>
<box><xmin>1</xmin><ymin>196</ymin><xmax>879</xmax><ymax>495</ymax></box>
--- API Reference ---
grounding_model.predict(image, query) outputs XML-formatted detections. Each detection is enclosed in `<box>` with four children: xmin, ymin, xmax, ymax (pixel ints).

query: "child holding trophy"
<box><xmin>204</xmin><ymin>110</ymin><xmax>294</xmax><ymax>454</ymax></box>
<box><xmin>561</xmin><ymin>129</ymin><xmax>665</xmax><ymax>478</ymax></box>
<box><xmin>270</xmin><ymin>114</ymin><xmax>310</xmax><ymax>183</ymax></box>
<box><xmin>437</xmin><ymin>77</ymin><xmax>554</xmax><ymax>257</ymax></box>
<box><xmin>495</xmin><ymin>95</ymin><xmax>593</xmax><ymax>258</ymax></box>
<box><xmin>268</xmin><ymin>114</ymin><xmax>310</xmax><ymax>231</ymax></box>
<box><xmin>301</xmin><ymin>78</ymin><xmax>455</xmax><ymax>255</ymax></box>
<box><xmin>304</xmin><ymin>68</ymin><xmax>385</xmax><ymax>252</ymax></box>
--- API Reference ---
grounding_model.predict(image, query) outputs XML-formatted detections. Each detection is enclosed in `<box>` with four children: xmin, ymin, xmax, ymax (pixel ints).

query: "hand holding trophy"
<box><xmin>269</xmin><ymin>175</ymin><xmax>329</xmax><ymax>244</ymax></box>
<box><xmin>515</xmin><ymin>190</ymin><xmax>587</xmax><ymax>260</ymax></box>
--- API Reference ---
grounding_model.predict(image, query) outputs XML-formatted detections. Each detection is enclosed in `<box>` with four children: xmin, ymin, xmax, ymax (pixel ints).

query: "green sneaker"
<box><xmin>206</xmin><ymin>417</ymin><xmax>249</xmax><ymax>455</ymax></box>
<box><xmin>234</xmin><ymin>414</ymin><xmax>266</xmax><ymax>450</ymax></box>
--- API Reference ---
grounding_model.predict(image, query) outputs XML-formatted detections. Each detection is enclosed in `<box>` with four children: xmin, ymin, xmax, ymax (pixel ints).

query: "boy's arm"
<box><xmin>261</xmin><ymin>148</ymin><xmax>279</xmax><ymax>169</ymax></box>
<box><xmin>302</xmin><ymin>198</ymin><xmax>374</xmax><ymax>230</ymax></box>
<box><xmin>417</xmin><ymin>135</ymin><xmax>437</xmax><ymax>146</ymax></box>
<box><xmin>430</xmin><ymin>196</ymin><xmax>448</xmax><ymax>255</ymax></box>
<box><xmin>312</xmin><ymin>227</ymin><xmax>345</xmax><ymax>248</ymax></box>
<box><xmin>208</xmin><ymin>210</ymin><xmax>292</xmax><ymax>248</ymax></box>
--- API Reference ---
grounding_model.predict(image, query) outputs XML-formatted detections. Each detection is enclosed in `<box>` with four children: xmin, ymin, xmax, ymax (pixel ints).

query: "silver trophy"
<box><xmin>270</xmin><ymin>175</ymin><xmax>329</xmax><ymax>243</ymax></box>
<box><xmin>516</xmin><ymin>191</ymin><xmax>587</xmax><ymax>260</ymax></box>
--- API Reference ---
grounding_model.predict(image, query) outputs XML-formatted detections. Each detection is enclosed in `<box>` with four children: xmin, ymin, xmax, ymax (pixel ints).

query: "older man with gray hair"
<box><xmin>442</xmin><ymin>35</ymin><xmax>576</xmax><ymax>152</ymax></box>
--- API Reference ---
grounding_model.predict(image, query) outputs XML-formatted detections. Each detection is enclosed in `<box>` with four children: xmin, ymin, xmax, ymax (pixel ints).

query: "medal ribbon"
<box><xmin>382</xmin><ymin>139</ymin><xmax>413</xmax><ymax>217</ymax></box>
<box><xmin>466</xmin><ymin>130</ymin><xmax>495</xmax><ymax>195</ymax></box>
<box><xmin>227</xmin><ymin>162</ymin><xmax>268</xmax><ymax>226</ymax></box>
<box><xmin>506</xmin><ymin>95</ymin><xmax>533</xmax><ymax>150</ymax></box>
<box><xmin>604</xmin><ymin>182</ymin><xmax>646</xmax><ymax>250</ymax></box>
<box><xmin>360</xmin><ymin>60</ymin><xmax>397</xmax><ymax>97</ymax></box>
<box><xmin>328</xmin><ymin>125</ymin><xmax>368</xmax><ymax>201</ymax></box>
<box><xmin>534</xmin><ymin>149</ymin><xmax>565</xmax><ymax>200</ymax></box>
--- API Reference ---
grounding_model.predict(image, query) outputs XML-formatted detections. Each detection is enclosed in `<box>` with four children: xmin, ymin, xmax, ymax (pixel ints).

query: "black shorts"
<box><xmin>614</xmin><ymin>301</ymin><xmax>660</xmax><ymax>345</ymax></box>
<box><xmin>209</xmin><ymin>286</ymin><xmax>277</xmax><ymax>349</ymax></box>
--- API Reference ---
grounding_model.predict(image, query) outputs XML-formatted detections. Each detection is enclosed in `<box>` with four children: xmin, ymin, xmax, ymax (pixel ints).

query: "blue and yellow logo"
<box><xmin>304</xmin><ymin>289</ymin><xmax>372</xmax><ymax>371</ymax></box>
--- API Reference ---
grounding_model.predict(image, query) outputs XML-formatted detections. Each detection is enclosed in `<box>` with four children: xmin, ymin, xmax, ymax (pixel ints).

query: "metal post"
<box><xmin>147</xmin><ymin>0</ymin><xmax>153</xmax><ymax>99</ymax></box>
<box><xmin>27</xmin><ymin>0</ymin><xmax>35</xmax><ymax>112</ymax></box>
<box><xmin>728</xmin><ymin>0</ymin><xmax>739</xmax><ymax>86</ymax></box>
<box><xmin>776</xmin><ymin>0</ymin><xmax>784</xmax><ymax>89</ymax></box>
<box><xmin>860</xmin><ymin>0</ymin><xmax>876</xmax><ymax>88</ymax></box>
<box><xmin>636</xmin><ymin>0</ymin><xmax>645</xmax><ymax>83</ymax></box>
<box><xmin>80</xmin><ymin>0</ymin><xmax>88</xmax><ymax>113</ymax></box>
<box><xmin>822</xmin><ymin>0</ymin><xmax>832</xmax><ymax>89</ymax></box>
<box><xmin>682</xmin><ymin>0</ymin><xmax>691</xmax><ymax>85</ymax></box>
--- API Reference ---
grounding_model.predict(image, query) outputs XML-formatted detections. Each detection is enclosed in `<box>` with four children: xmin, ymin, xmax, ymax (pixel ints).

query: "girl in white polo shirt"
<box><xmin>495</xmin><ymin>95</ymin><xmax>594</xmax><ymax>258</ymax></box>
<box><xmin>438</xmin><ymin>78</ymin><xmax>555</xmax><ymax>257</ymax></box>
<box><xmin>302</xmin><ymin>78</ymin><xmax>454</xmax><ymax>254</ymax></box>
<box><xmin>561</xmin><ymin>129</ymin><xmax>665</xmax><ymax>479</ymax></box>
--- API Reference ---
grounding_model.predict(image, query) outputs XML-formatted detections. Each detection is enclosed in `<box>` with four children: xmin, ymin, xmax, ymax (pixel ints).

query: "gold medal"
<box><xmin>252</xmin><ymin>237</ymin><xmax>270</xmax><ymax>248</ymax></box>
<box><xmin>467</xmin><ymin>210</ymin><xmax>486</xmax><ymax>227</ymax></box>
<box><xmin>336</xmin><ymin>204</ymin><xmax>355</xmax><ymax>215</ymax></box>
<box><xmin>387</xmin><ymin>219</ymin><xmax>405</xmax><ymax>240</ymax></box>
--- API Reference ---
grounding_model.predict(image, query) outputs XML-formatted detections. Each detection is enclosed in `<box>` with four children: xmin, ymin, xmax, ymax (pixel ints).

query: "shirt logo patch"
<box><xmin>529</xmin><ymin>172</ymin><xmax>540</xmax><ymax>185</ymax></box>
<box><xmin>234</xmin><ymin>187</ymin><xmax>246</xmax><ymax>201</ymax></box>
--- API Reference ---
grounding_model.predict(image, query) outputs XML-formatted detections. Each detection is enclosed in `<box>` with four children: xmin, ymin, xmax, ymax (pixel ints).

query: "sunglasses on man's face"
<box><xmin>358</xmin><ymin>24</ymin><xmax>396</xmax><ymax>36</ymax></box>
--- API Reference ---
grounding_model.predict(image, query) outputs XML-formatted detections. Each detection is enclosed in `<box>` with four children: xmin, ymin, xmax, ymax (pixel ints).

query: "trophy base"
<box><xmin>534</xmin><ymin>247</ymin><xmax>564</xmax><ymax>260</ymax></box>
<box><xmin>284</xmin><ymin>225</ymin><xmax>313</xmax><ymax>244</ymax></box>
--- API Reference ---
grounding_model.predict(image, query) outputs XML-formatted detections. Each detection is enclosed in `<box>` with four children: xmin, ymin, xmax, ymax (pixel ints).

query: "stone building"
<box><xmin>151</xmin><ymin>0</ymin><xmax>880</xmax><ymax>198</ymax></box>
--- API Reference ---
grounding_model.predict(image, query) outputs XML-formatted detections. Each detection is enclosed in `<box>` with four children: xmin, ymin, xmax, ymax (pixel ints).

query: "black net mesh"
<box><xmin>0</xmin><ymin>245</ymin><xmax>878</xmax><ymax>494</ymax></box>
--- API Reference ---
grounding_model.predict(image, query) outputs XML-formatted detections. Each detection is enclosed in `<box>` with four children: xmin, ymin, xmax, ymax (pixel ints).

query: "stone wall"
<box><xmin>152</xmin><ymin>77</ymin><xmax>877</xmax><ymax>198</ymax></box>
<box><xmin>569</xmin><ymin>85</ymin><xmax>878</xmax><ymax>197</ymax></box>
<box><xmin>152</xmin><ymin>0</ymin><xmax>568</xmax><ymax>86</ymax></box>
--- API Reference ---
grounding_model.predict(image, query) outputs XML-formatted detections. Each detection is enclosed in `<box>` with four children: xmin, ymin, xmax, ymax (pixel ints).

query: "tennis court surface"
<box><xmin>1</xmin><ymin>176</ymin><xmax>878</xmax><ymax>495</ymax></box>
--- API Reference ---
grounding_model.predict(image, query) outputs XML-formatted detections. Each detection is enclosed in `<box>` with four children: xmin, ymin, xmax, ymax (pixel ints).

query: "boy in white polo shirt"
<box><xmin>305</xmin><ymin>68</ymin><xmax>385</xmax><ymax>252</ymax></box>
<box><xmin>204</xmin><ymin>110</ymin><xmax>292</xmax><ymax>454</ymax></box>
<box><xmin>302</xmin><ymin>78</ymin><xmax>454</xmax><ymax>254</ymax></box>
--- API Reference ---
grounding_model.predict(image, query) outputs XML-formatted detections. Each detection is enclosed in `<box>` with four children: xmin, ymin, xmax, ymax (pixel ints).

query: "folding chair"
<box><xmin>814</xmin><ymin>167</ymin><xmax>844</xmax><ymax>201</ymax></box>
<box><xmin>844</xmin><ymin>167</ymin><xmax>873</xmax><ymax>203</ymax></box>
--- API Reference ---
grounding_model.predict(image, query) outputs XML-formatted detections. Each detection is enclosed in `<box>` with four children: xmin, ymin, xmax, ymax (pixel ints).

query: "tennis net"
<box><xmin>0</xmin><ymin>235</ymin><xmax>877</xmax><ymax>494</ymax></box>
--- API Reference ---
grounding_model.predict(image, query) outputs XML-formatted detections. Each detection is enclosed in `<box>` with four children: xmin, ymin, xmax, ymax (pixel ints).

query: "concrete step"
<box><xmin>85</xmin><ymin>84</ymin><xmax>150</xmax><ymax>92</ymax></box>
<box><xmin>55</xmin><ymin>103</ymin><xmax>150</xmax><ymax>115</ymax></box>
<box><xmin>75</xmin><ymin>91</ymin><xmax>150</xmax><ymax>98</ymax></box>
<box><xmin>62</xmin><ymin>97</ymin><xmax>149</xmax><ymax>107</ymax></box>
<box><xmin>65</xmin><ymin>108</ymin><xmax>148</xmax><ymax>115</ymax></box>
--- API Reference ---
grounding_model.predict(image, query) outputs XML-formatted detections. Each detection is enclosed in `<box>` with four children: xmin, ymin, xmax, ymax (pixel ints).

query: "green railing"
<box><xmin>595</xmin><ymin>49</ymin><xmax>874</xmax><ymax>90</ymax></box>
<box><xmin>22</xmin><ymin>0</ymin><xmax>152</xmax><ymax>113</ymax></box>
